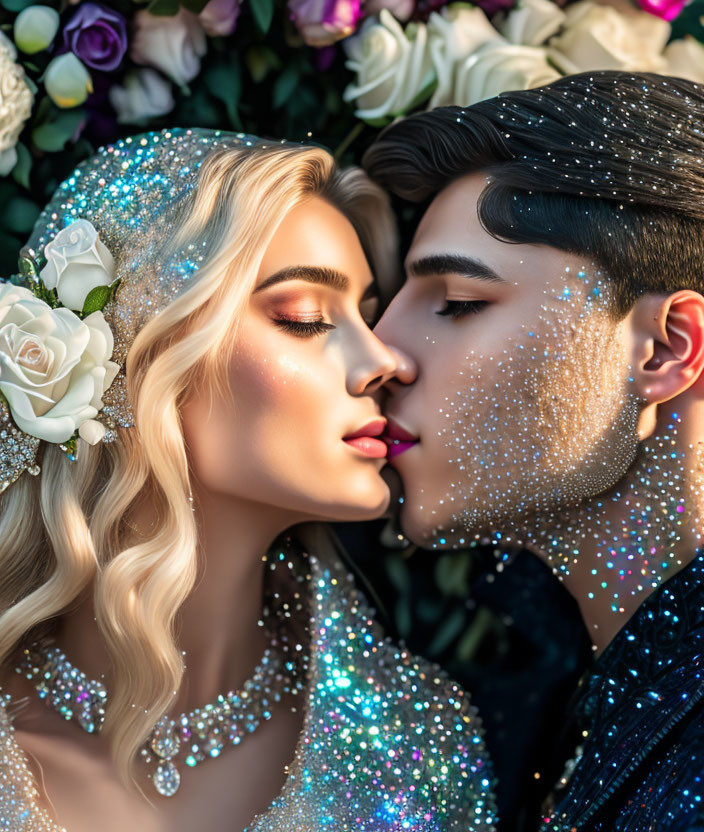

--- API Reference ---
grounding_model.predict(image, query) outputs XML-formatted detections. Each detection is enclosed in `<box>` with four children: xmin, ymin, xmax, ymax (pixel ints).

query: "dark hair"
<box><xmin>362</xmin><ymin>71</ymin><xmax>704</xmax><ymax>316</ymax></box>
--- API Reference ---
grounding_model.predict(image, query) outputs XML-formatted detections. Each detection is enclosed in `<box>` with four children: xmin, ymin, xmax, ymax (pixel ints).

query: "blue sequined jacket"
<box><xmin>542</xmin><ymin>550</ymin><xmax>704</xmax><ymax>832</ymax></box>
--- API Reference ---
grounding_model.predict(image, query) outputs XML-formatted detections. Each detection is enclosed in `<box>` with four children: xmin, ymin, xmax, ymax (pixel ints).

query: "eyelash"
<box><xmin>274</xmin><ymin>317</ymin><xmax>336</xmax><ymax>337</ymax></box>
<box><xmin>436</xmin><ymin>300</ymin><xmax>489</xmax><ymax>319</ymax></box>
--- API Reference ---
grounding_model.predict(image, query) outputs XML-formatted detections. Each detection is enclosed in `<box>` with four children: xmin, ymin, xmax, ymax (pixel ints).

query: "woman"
<box><xmin>0</xmin><ymin>128</ymin><xmax>497</xmax><ymax>831</ymax></box>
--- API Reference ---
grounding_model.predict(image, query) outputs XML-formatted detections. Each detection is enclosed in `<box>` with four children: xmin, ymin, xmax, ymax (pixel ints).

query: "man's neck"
<box><xmin>520</xmin><ymin>406</ymin><xmax>704</xmax><ymax>655</ymax></box>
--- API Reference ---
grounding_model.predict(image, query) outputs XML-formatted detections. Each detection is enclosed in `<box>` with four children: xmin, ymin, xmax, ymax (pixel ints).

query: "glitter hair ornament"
<box><xmin>0</xmin><ymin>128</ymin><xmax>273</xmax><ymax>494</ymax></box>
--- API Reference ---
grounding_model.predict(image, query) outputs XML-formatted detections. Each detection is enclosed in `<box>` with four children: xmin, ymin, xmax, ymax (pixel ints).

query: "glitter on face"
<box><xmin>377</xmin><ymin>170</ymin><xmax>704</xmax><ymax>646</ymax></box>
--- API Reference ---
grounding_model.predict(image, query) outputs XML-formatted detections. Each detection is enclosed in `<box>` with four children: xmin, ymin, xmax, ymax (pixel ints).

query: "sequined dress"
<box><xmin>542</xmin><ymin>548</ymin><xmax>704</xmax><ymax>832</ymax></box>
<box><xmin>0</xmin><ymin>548</ymin><xmax>498</xmax><ymax>831</ymax></box>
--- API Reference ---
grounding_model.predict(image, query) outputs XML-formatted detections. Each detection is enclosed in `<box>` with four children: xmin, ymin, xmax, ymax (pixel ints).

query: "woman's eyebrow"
<box><xmin>254</xmin><ymin>266</ymin><xmax>349</xmax><ymax>293</ymax></box>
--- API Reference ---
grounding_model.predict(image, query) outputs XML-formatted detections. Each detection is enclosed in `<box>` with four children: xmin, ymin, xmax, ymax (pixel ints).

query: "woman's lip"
<box><xmin>343</xmin><ymin>436</ymin><xmax>388</xmax><ymax>458</ymax></box>
<box><xmin>343</xmin><ymin>418</ymin><xmax>387</xmax><ymax>441</ymax></box>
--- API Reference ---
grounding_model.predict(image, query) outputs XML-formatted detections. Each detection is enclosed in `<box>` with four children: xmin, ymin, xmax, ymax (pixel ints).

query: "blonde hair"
<box><xmin>0</xmin><ymin>142</ymin><xmax>398</xmax><ymax>783</ymax></box>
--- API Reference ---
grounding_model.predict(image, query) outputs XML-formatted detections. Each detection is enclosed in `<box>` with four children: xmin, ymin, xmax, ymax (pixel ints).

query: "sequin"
<box><xmin>0</xmin><ymin>548</ymin><xmax>498</xmax><ymax>830</ymax></box>
<box><xmin>541</xmin><ymin>548</ymin><xmax>704</xmax><ymax>831</ymax></box>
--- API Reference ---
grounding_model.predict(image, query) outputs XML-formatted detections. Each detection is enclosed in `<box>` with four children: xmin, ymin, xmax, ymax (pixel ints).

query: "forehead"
<box><xmin>260</xmin><ymin>196</ymin><xmax>373</xmax><ymax>286</ymax></box>
<box><xmin>408</xmin><ymin>172</ymin><xmax>591</xmax><ymax>288</ymax></box>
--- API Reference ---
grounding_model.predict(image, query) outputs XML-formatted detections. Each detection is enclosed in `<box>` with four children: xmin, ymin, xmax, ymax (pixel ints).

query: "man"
<box><xmin>366</xmin><ymin>71</ymin><xmax>704</xmax><ymax>831</ymax></box>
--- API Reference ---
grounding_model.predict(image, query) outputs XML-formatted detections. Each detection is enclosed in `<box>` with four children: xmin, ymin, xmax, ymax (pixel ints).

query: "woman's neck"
<box><xmin>55</xmin><ymin>486</ymin><xmax>304</xmax><ymax>713</ymax></box>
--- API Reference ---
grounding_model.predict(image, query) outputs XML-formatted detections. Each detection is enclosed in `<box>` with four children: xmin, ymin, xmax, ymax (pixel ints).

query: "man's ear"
<box><xmin>630</xmin><ymin>290</ymin><xmax>704</xmax><ymax>405</ymax></box>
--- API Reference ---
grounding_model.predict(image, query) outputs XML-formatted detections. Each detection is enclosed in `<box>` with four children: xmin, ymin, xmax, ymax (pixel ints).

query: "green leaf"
<box><xmin>4</xmin><ymin>196</ymin><xmax>40</xmax><ymax>234</ymax></box>
<box><xmin>250</xmin><ymin>0</ymin><xmax>274</xmax><ymax>34</ymax></box>
<box><xmin>82</xmin><ymin>284</ymin><xmax>112</xmax><ymax>316</ymax></box>
<box><xmin>245</xmin><ymin>45</ymin><xmax>282</xmax><ymax>83</ymax></box>
<box><xmin>146</xmin><ymin>0</ymin><xmax>180</xmax><ymax>15</ymax></box>
<box><xmin>434</xmin><ymin>551</ymin><xmax>471</xmax><ymax>597</ymax></box>
<box><xmin>426</xmin><ymin>607</ymin><xmax>466</xmax><ymax>657</ymax></box>
<box><xmin>11</xmin><ymin>143</ymin><xmax>32</xmax><ymax>191</ymax></box>
<box><xmin>17</xmin><ymin>252</ymin><xmax>39</xmax><ymax>277</ymax></box>
<box><xmin>0</xmin><ymin>0</ymin><xmax>35</xmax><ymax>11</ymax></box>
<box><xmin>384</xmin><ymin>553</ymin><xmax>411</xmax><ymax>594</ymax></box>
<box><xmin>181</xmin><ymin>0</ymin><xmax>210</xmax><ymax>12</ymax></box>
<box><xmin>204</xmin><ymin>59</ymin><xmax>242</xmax><ymax>129</ymax></box>
<box><xmin>273</xmin><ymin>65</ymin><xmax>300</xmax><ymax>109</ymax></box>
<box><xmin>32</xmin><ymin>110</ymin><xmax>85</xmax><ymax>153</ymax></box>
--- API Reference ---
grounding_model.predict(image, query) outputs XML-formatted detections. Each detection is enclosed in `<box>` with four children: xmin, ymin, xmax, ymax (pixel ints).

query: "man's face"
<box><xmin>375</xmin><ymin>173</ymin><xmax>642</xmax><ymax>548</ymax></box>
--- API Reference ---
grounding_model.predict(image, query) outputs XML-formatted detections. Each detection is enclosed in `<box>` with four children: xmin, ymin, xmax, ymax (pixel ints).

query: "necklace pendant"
<box><xmin>153</xmin><ymin>760</ymin><xmax>181</xmax><ymax>797</ymax></box>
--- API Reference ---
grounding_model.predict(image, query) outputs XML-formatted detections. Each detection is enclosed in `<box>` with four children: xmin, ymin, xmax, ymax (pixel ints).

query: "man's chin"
<box><xmin>398</xmin><ymin>506</ymin><xmax>470</xmax><ymax>550</ymax></box>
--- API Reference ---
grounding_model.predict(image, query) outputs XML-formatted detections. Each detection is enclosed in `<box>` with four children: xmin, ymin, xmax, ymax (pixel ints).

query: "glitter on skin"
<box><xmin>0</xmin><ymin>129</ymin><xmax>499</xmax><ymax>831</ymax></box>
<box><xmin>377</xmin><ymin>170</ymin><xmax>704</xmax><ymax>655</ymax></box>
<box><xmin>0</xmin><ymin>545</ymin><xmax>498</xmax><ymax>830</ymax></box>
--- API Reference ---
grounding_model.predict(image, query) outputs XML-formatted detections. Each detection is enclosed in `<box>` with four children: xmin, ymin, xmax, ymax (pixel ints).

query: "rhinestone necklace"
<box><xmin>12</xmin><ymin>536</ymin><xmax>311</xmax><ymax>798</ymax></box>
<box><xmin>15</xmin><ymin>634</ymin><xmax>304</xmax><ymax>797</ymax></box>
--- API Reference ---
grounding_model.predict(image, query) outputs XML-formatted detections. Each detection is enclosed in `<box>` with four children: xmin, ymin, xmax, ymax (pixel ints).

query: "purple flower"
<box><xmin>638</xmin><ymin>0</ymin><xmax>687</xmax><ymax>20</ymax></box>
<box><xmin>199</xmin><ymin>0</ymin><xmax>242</xmax><ymax>36</ymax></box>
<box><xmin>289</xmin><ymin>0</ymin><xmax>363</xmax><ymax>47</ymax></box>
<box><xmin>61</xmin><ymin>2</ymin><xmax>128</xmax><ymax>72</ymax></box>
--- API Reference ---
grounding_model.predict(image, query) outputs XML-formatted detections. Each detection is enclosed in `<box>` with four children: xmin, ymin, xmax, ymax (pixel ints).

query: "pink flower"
<box><xmin>638</xmin><ymin>0</ymin><xmax>687</xmax><ymax>20</ymax></box>
<box><xmin>198</xmin><ymin>0</ymin><xmax>242</xmax><ymax>36</ymax></box>
<box><xmin>288</xmin><ymin>0</ymin><xmax>363</xmax><ymax>46</ymax></box>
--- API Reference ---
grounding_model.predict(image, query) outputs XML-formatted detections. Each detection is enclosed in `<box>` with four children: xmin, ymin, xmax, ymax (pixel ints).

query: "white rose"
<box><xmin>44</xmin><ymin>53</ymin><xmax>93</xmax><ymax>109</ymax></box>
<box><xmin>343</xmin><ymin>10</ymin><xmax>435</xmax><ymax>122</ymax></box>
<box><xmin>454</xmin><ymin>41</ymin><xmax>561</xmax><ymax>106</ymax></box>
<box><xmin>109</xmin><ymin>67</ymin><xmax>175</xmax><ymax>125</ymax></box>
<box><xmin>499</xmin><ymin>0</ymin><xmax>566</xmax><ymax>47</ymax></box>
<box><xmin>0</xmin><ymin>31</ymin><xmax>34</xmax><ymax>177</ymax></box>
<box><xmin>39</xmin><ymin>219</ymin><xmax>116</xmax><ymax>312</ymax></box>
<box><xmin>131</xmin><ymin>8</ymin><xmax>207</xmax><ymax>87</ymax></box>
<box><xmin>547</xmin><ymin>0</ymin><xmax>670</xmax><ymax>74</ymax></box>
<box><xmin>664</xmin><ymin>36</ymin><xmax>704</xmax><ymax>84</ymax></box>
<box><xmin>14</xmin><ymin>6</ymin><xmax>60</xmax><ymax>54</ymax></box>
<box><xmin>427</xmin><ymin>3</ymin><xmax>504</xmax><ymax>107</ymax></box>
<box><xmin>0</xmin><ymin>284</ymin><xmax>119</xmax><ymax>443</ymax></box>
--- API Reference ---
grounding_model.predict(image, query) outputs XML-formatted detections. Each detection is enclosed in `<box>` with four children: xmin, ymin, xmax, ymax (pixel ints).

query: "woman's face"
<box><xmin>181</xmin><ymin>195</ymin><xmax>403</xmax><ymax>523</ymax></box>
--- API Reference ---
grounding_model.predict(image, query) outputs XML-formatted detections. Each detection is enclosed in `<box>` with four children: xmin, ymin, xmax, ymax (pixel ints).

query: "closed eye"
<box><xmin>436</xmin><ymin>300</ymin><xmax>489</xmax><ymax>319</ymax></box>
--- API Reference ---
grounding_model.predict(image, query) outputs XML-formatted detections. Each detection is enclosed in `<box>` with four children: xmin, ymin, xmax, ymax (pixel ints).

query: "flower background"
<box><xmin>1</xmin><ymin>0</ymin><xmax>703</xmax><ymax>826</ymax></box>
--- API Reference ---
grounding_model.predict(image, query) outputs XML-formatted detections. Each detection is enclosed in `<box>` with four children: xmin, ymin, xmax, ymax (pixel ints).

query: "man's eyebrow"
<box><xmin>406</xmin><ymin>254</ymin><xmax>506</xmax><ymax>283</ymax></box>
<box><xmin>254</xmin><ymin>266</ymin><xmax>349</xmax><ymax>293</ymax></box>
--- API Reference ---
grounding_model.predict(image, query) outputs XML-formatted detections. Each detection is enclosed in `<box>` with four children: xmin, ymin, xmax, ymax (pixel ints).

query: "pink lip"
<box><xmin>382</xmin><ymin>417</ymin><xmax>420</xmax><ymax>459</ymax></box>
<box><xmin>343</xmin><ymin>418</ymin><xmax>388</xmax><ymax>459</ymax></box>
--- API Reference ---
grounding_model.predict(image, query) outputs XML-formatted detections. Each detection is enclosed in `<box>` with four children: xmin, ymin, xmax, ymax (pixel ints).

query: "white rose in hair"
<box><xmin>40</xmin><ymin>219</ymin><xmax>116</xmax><ymax>312</ymax></box>
<box><xmin>343</xmin><ymin>10</ymin><xmax>434</xmax><ymax>122</ymax></box>
<box><xmin>0</xmin><ymin>284</ymin><xmax>119</xmax><ymax>444</ymax></box>
<box><xmin>547</xmin><ymin>0</ymin><xmax>669</xmax><ymax>74</ymax></box>
<box><xmin>0</xmin><ymin>31</ymin><xmax>34</xmax><ymax>177</ymax></box>
<box><xmin>498</xmin><ymin>0</ymin><xmax>566</xmax><ymax>47</ymax></box>
<box><xmin>427</xmin><ymin>4</ymin><xmax>504</xmax><ymax>107</ymax></box>
<box><xmin>453</xmin><ymin>41</ymin><xmax>561</xmax><ymax>106</ymax></box>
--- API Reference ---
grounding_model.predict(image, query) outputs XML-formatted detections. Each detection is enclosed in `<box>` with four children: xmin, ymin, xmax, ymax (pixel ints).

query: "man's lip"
<box><xmin>383</xmin><ymin>417</ymin><xmax>419</xmax><ymax>443</ymax></box>
<box><xmin>343</xmin><ymin>418</ymin><xmax>387</xmax><ymax>441</ymax></box>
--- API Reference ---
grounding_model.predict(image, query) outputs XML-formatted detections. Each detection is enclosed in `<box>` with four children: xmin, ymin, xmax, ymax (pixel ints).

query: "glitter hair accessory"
<box><xmin>0</xmin><ymin>128</ymin><xmax>273</xmax><ymax>494</ymax></box>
